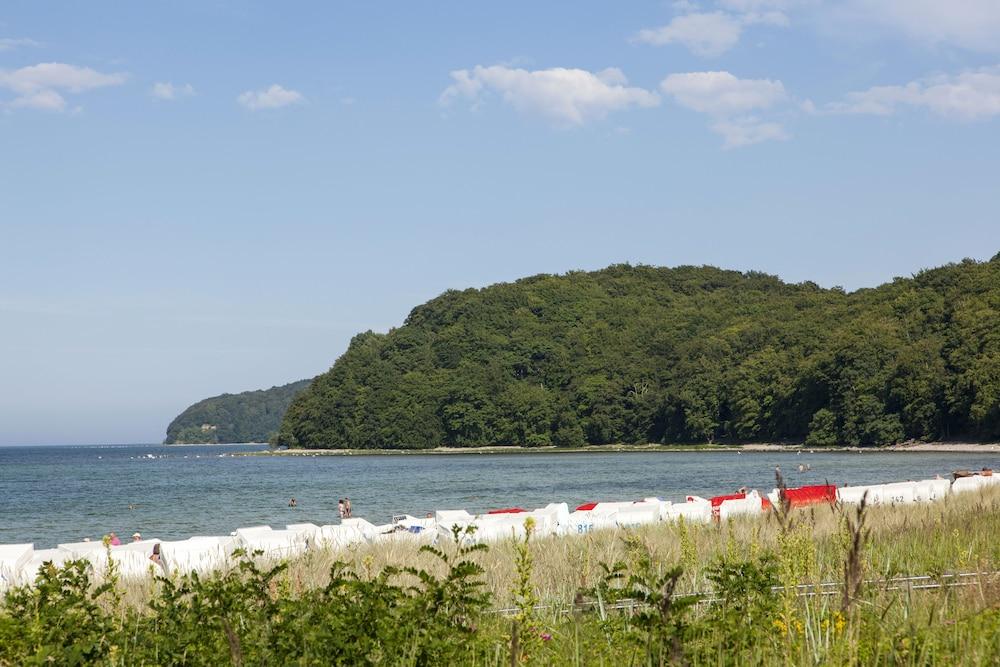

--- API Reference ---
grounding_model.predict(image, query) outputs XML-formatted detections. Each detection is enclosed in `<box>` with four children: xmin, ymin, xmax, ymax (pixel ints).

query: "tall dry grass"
<box><xmin>261</xmin><ymin>487</ymin><xmax>1000</xmax><ymax>610</ymax></box>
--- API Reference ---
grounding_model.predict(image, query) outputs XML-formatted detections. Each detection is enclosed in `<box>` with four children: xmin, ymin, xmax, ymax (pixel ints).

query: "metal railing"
<box><xmin>486</xmin><ymin>570</ymin><xmax>1000</xmax><ymax>616</ymax></box>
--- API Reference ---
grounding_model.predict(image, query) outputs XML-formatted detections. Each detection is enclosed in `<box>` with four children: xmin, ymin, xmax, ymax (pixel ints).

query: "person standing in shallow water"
<box><xmin>338</xmin><ymin>499</ymin><xmax>345</xmax><ymax>519</ymax></box>
<box><xmin>345</xmin><ymin>497</ymin><xmax>352</xmax><ymax>518</ymax></box>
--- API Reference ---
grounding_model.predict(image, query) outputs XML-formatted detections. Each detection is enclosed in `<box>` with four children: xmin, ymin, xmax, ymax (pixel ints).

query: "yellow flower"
<box><xmin>773</xmin><ymin>619</ymin><xmax>787</xmax><ymax>633</ymax></box>
<box><xmin>834</xmin><ymin>612</ymin><xmax>846</xmax><ymax>635</ymax></box>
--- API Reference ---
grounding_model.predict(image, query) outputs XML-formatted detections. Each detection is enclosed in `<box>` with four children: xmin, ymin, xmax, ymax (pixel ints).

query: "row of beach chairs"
<box><xmin>2</xmin><ymin>471</ymin><xmax>997</xmax><ymax>591</ymax></box>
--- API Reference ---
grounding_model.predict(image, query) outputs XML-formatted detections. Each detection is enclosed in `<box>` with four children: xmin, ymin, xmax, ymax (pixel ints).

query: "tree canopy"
<box><xmin>273</xmin><ymin>257</ymin><xmax>1000</xmax><ymax>449</ymax></box>
<box><xmin>165</xmin><ymin>379</ymin><xmax>312</xmax><ymax>444</ymax></box>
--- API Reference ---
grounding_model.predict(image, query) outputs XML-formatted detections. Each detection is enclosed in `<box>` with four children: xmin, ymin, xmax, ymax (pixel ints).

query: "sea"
<box><xmin>1</xmin><ymin>444</ymin><xmax>998</xmax><ymax>548</ymax></box>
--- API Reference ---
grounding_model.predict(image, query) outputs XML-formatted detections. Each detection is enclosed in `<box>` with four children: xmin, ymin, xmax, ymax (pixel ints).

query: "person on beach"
<box><xmin>345</xmin><ymin>497</ymin><xmax>352</xmax><ymax>518</ymax></box>
<box><xmin>109</xmin><ymin>532</ymin><xmax>121</xmax><ymax>546</ymax></box>
<box><xmin>149</xmin><ymin>543</ymin><xmax>162</xmax><ymax>564</ymax></box>
<box><xmin>288</xmin><ymin>497</ymin><xmax>298</xmax><ymax>508</ymax></box>
<box><xmin>132</xmin><ymin>532</ymin><xmax>142</xmax><ymax>542</ymax></box>
<box><xmin>338</xmin><ymin>499</ymin><xmax>345</xmax><ymax>519</ymax></box>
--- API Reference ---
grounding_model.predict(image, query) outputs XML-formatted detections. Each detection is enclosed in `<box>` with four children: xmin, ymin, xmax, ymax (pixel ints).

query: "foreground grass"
<box><xmin>3</xmin><ymin>489</ymin><xmax>999</xmax><ymax>665</ymax></box>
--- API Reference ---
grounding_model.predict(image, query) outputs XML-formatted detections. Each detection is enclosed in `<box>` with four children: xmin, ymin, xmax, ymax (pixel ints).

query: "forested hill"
<box><xmin>277</xmin><ymin>255</ymin><xmax>1000</xmax><ymax>450</ymax></box>
<box><xmin>165</xmin><ymin>379</ymin><xmax>312</xmax><ymax>444</ymax></box>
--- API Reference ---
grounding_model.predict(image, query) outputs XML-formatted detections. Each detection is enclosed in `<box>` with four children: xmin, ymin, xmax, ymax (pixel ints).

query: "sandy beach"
<box><xmin>245</xmin><ymin>441</ymin><xmax>1000</xmax><ymax>456</ymax></box>
<box><xmin>885</xmin><ymin>442</ymin><xmax>1000</xmax><ymax>453</ymax></box>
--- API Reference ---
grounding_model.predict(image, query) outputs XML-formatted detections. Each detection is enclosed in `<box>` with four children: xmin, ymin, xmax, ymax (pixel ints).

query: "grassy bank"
<box><xmin>3</xmin><ymin>489</ymin><xmax>999</xmax><ymax>665</ymax></box>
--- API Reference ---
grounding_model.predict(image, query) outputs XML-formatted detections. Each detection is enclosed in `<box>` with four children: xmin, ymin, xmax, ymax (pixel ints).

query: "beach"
<box><xmin>249</xmin><ymin>441</ymin><xmax>1000</xmax><ymax>456</ymax></box>
<box><xmin>3</xmin><ymin>444</ymin><xmax>999</xmax><ymax>548</ymax></box>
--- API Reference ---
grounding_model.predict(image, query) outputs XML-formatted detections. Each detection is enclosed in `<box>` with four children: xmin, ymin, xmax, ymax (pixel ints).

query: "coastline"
<box><xmin>242</xmin><ymin>441</ymin><xmax>1000</xmax><ymax>457</ymax></box>
<box><xmin>164</xmin><ymin>441</ymin><xmax>266</xmax><ymax>447</ymax></box>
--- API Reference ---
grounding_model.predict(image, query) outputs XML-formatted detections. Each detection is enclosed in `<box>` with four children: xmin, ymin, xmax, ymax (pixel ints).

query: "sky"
<box><xmin>1</xmin><ymin>1</ymin><xmax>998</xmax><ymax>445</ymax></box>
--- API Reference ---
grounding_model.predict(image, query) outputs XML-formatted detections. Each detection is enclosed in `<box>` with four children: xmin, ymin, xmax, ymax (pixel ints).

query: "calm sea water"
<box><xmin>1</xmin><ymin>444</ymin><xmax>998</xmax><ymax>548</ymax></box>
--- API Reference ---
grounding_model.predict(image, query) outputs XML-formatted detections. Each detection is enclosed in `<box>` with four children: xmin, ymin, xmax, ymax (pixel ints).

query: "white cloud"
<box><xmin>0</xmin><ymin>37</ymin><xmax>40</xmax><ymax>51</ymax></box>
<box><xmin>831</xmin><ymin>66</ymin><xmax>1000</xmax><ymax>120</ymax></box>
<box><xmin>643</xmin><ymin>1</ymin><xmax>999</xmax><ymax>55</ymax></box>
<box><xmin>719</xmin><ymin>0</ymin><xmax>803</xmax><ymax>11</ymax></box>
<box><xmin>635</xmin><ymin>12</ymin><xmax>744</xmax><ymax>57</ymax></box>
<box><xmin>661</xmin><ymin>71</ymin><xmax>786</xmax><ymax>114</ymax></box>
<box><xmin>0</xmin><ymin>62</ymin><xmax>125</xmax><ymax>111</ymax></box>
<box><xmin>844</xmin><ymin>0</ymin><xmax>1000</xmax><ymax>53</ymax></box>
<box><xmin>742</xmin><ymin>11</ymin><xmax>790</xmax><ymax>27</ymax></box>
<box><xmin>440</xmin><ymin>65</ymin><xmax>660</xmax><ymax>126</ymax></box>
<box><xmin>237</xmin><ymin>84</ymin><xmax>304</xmax><ymax>110</ymax></box>
<box><xmin>151</xmin><ymin>81</ymin><xmax>195</xmax><ymax>100</ymax></box>
<box><xmin>634</xmin><ymin>5</ymin><xmax>790</xmax><ymax>57</ymax></box>
<box><xmin>8</xmin><ymin>89</ymin><xmax>66</xmax><ymax>111</ymax></box>
<box><xmin>661</xmin><ymin>71</ymin><xmax>789</xmax><ymax>147</ymax></box>
<box><xmin>711</xmin><ymin>117</ymin><xmax>788</xmax><ymax>148</ymax></box>
<box><xmin>0</xmin><ymin>62</ymin><xmax>125</xmax><ymax>94</ymax></box>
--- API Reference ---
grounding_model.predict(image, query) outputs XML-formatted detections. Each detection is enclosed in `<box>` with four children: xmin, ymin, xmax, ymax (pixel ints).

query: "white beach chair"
<box><xmin>0</xmin><ymin>543</ymin><xmax>34</xmax><ymax>591</ymax></box>
<box><xmin>235</xmin><ymin>526</ymin><xmax>308</xmax><ymax>559</ymax></box>
<box><xmin>952</xmin><ymin>475</ymin><xmax>999</xmax><ymax>494</ymax></box>
<box><xmin>881</xmin><ymin>482</ymin><xmax>917</xmax><ymax>505</ymax></box>
<box><xmin>159</xmin><ymin>536</ymin><xmax>237</xmax><ymax>576</ymax></box>
<box><xmin>717</xmin><ymin>490</ymin><xmax>764</xmax><ymax>521</ymax></box>
<box><xmin>614</xmin><ymin>501</ymin><xmax>662</xmax><ymax>528</ymax></box>
<box><xmin>13</xmin><ymin>548</ymin><xmax>73</xmax><ymax>586</ymax></box>
<box><xmin>666</xmin><ymin>496</ymin><xmax>712</xmax><ymax>524</ymax></box>
<box><xmin>836</xmin><ymin>484</ymin><xmax>885</xmax><ymax>505</ymax></box>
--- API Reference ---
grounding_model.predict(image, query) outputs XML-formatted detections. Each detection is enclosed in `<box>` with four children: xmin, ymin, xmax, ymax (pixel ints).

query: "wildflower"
<box><xmin>834</xmin><ymin>612</ymin><xmax>846</xmax><ymax>635</ymax></box>
<box><xmin>773</xmin><ymin>619</ymin><xmax>787</xmax><ymax>633</ymax></box>
<box><xmin>540</xmin><ymin>632</ymin><xmax>552</xmax><ymax>642</ymax></box>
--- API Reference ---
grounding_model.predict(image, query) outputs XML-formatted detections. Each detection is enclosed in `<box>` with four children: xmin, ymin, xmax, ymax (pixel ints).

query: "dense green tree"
<box><xmin>805</xmin><ymin>409</ymin><xmax>838</xmax><ymax>446</ymax></box>
<box><xmin>268</xmin><ymin>257</ymin><xmax>1000</xmax><ymax>449</ymax></box>
<box><xmin>165</xmin><ymin>379</ymin><xmax>312</xmax><ymax>444</ymax></box>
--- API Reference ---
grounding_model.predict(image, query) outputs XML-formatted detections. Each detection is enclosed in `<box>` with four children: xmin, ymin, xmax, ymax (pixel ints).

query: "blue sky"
<box><xmin>1</xmin><ymin>1</ymin><xmax>998</xmax><ymax>445</ymax></box>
